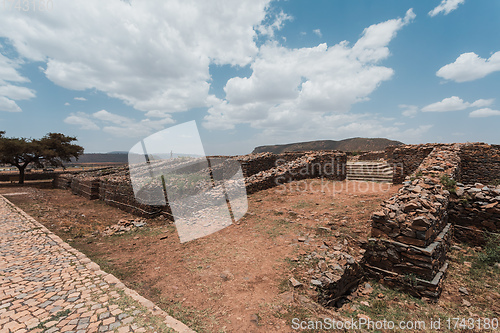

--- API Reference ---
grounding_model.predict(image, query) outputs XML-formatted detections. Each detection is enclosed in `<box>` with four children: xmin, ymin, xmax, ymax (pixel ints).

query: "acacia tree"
<box><xmin>0</xmin><ymin>131</ymin><xmax>84</xmax><ymax>184</ymax></box>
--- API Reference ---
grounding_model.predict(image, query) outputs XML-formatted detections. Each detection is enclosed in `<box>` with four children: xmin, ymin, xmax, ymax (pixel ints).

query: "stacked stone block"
<box><xmin>459</xmin><ymin>143</ymin><xmax>500</xmax><ymax>185</ymax></box>
<box><xmin>364</xmin><ymin>144</ymin><xmax>462</xmax><ymax>299</ymax></box>
<box><xmin>449</xmin><ymin>183</ymin><xmax>500</xmax><ymax>245</ymax></box>
<box><xmin>386</xmin><ymin>145</ymin><xmax>434</xmax><ymax>184</ymax></box>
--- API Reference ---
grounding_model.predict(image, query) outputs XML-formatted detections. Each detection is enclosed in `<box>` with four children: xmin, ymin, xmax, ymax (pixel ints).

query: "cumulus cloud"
<box><xmin>0</xmin><ymin>0</ymin><xmax>275</xmax><ymax>114</ymax></box>
<box><xmin>313</xmin><ymin>29</ymin><xmax>322</xmax><ymax>37</ymax></box>
<box><xmin>204</xmin><ymin>9</ymin><xmax>416</xmax><ymax>137</ymax></box>
<box><xmin>64</xmin><ymin>112</ymin><xmax>99</xmax><ymax>130</ymax></box>
<box><xmin>74</xmin><ymin>97</ymin><xmax>87</xmax><ymax>101</ymax></box>
<box><xmin>429</xmin><ymin>0</ymin><xmax>465</xmax><ymax>17</ymax></box>
<box><xmin>469</xmin><ymin>108</ymin><xmax>500</xmax><ymax>118</ymax></box>
<box><xmin>64</xmin><ymin>109</ymin><xmax>175</xmax><ymax>137</ymax></box>
<box><xmin>399</xmin><ymin>104</ymin><xmax>418</xmax><ymax>118</ymax></box>
<box><xmin>64</xmin><ymin>102</ymin><xmax>70</xmax><ymax>106</ymax></box>
<box><xmin>0</xmin><ymin>52</ymin><xmax>35</xmax><ymax>112</ymax></box>
<box><xmin>437</xmin><ymin>52</ymin><xmax>500</xmax><ymax>82</ymax></box>
<box><xmin>422</xmin><ymin>96</ymin><xmax>494</xmax><ymax>112</ymax></box>
<box><xmin>256</xmin><ymin>10</ymin><xmax>293</xmax><ymax>38</ymax></box>
<box><xmin>0</xmin><ymin>96</ymin><xmax>22</xmax><ymax>112</ymax></box>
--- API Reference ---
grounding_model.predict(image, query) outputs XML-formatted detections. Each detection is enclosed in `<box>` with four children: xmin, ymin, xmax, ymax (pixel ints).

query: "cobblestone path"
<box><xmin>0</xmin><ymin>196</ymin><xmax>194</xmax><ymax>333</ymax></box>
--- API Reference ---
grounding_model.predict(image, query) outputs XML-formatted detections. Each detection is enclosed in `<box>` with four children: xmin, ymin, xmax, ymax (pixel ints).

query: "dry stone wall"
<box><xmin>245</xmin><ymin>151</ymin><xmax>346</xmax><ymax>195</ymax></box>
<box><xmin>364</xmin><ymin>144</ymin><xmax>462</xmax><ymax>298</ymax></box>
<box><xmin>459</xmin><ymin>143</ymin><xmax>500</xmax><ymax>185</ymax></box>
<box><xmin>449</xmin><ymin>183</ymin><xmax>500</xmax><ymax>245</ymax></box>
<box><xmin>386</xmin><ymin>145</ymin><xmax>434</xmax><ymax>184</ymax></box>
<box><xmin>54</xmin><ymin>151</ymin><xmax>347</xmax><ymax>218</ymax></box>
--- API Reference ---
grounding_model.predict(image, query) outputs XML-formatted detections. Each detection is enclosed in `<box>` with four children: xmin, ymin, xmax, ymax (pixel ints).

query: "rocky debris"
<box><xmin>249</xmin><ymin>314</ymin><xmax>259</xmax><ymax>325</ymax></box>
<box><xmin>459</xmin><ymin>287</ymin><xmax>469</xmax><ymax>295</ymax></box>
<box><xmin>293</xmin><ymin>245</ymin><xmax>366</xmax><ymax>308</ymax></box>
<box><xmin>289</xmin><ymin>277</ymin><xmax>302</xmax><ymax>287</ymax></box>
<box><xmin>220</xmin><ymin>270</ymin><xmax>234</xmax><ymax>281</ymax></box>
<box><xmin>101</xmin><ymin>219</ymin><xmax>147</xmax><ymax>236</ymax></box>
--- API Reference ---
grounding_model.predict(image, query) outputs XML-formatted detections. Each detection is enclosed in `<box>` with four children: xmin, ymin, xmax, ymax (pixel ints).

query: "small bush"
<box><xmin>476</xmin><ymin>234</ymin><xmax>500</xmax><ymax>266</ymax></box>
<box><xmin>440</xmin><ymin>174</ymin><xmax>456</xmax><ymax>193</ymax></box>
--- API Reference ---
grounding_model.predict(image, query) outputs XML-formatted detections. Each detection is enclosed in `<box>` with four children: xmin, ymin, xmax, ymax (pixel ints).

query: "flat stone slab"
<box><xmin>0</xmin><ymin>195</ymin><xmax>194</xmax><ymax>333</ymax></box>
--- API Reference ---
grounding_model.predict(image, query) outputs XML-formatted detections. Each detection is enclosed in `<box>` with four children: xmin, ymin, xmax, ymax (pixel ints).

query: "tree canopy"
<box><xmin>0</xmin><ymin>131</ymin><xmax>84</xmax><ymax>184</ymax></box>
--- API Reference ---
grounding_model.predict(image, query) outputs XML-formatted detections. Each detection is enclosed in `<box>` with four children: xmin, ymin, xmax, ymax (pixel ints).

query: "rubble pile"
<box><xmin>449</xmin><ymin>183</ymin><xmax>500</xmax><ymax>245</ymax></box>
<box><xmin>53</xmin><ymin>173</ymin><xmax>74</xmax><ymax>189</ymax></box>
<box><xmin>101</xmin><ymin>218</ymin><xmax>147</xmax><ymax>236</ymax></box>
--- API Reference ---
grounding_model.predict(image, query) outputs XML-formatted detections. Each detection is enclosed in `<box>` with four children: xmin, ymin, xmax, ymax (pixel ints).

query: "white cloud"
<box><xmin>470</xmin><ymin>98</ymin><xmax>495</xmax><ymax>108</ymax></box>
<box><xmin>422</xmin><ymin>96</ymin><xmax>469</xmax><ymax>112</ymax></box>
<box><xmin>437</xmin><ymin>52</ymin><xmax>500</xmax><ymax>82</ymax></box>
<box><xmin>0</xmin><ymin>52</ymin><xmax>35</xmax><ymax>112</ymax></box>
<box><xmin>64</xmin><ymin>102</ymin><xmax>70</xmax><ymax>106</ymax></box>
<box><xmin>64</xmin><ymin>112</ymin><xmax>99</xmax><ymax>130</ymax></box>
<box><xmin>313</xmin><ymin>29</ymin><xmax>322</xmax><ymax>37</ymax></box>
<box><xmin>0</xmin><ymin>0</ymin><xmax>275</xmax><ymax>114</ymax></box>
<box><xmin>65</xmin><ymin>109</ymin><xmax>175</xmax><ymax>137</ymax></box>
<box><xmin>204</xmin><ymin>9</ymin><xmax>416</xmax><ymax>135</ymax></box>
<box><xmin>93</xmin><ymin>110</ymin><xmax>131</xmax><ymax>125</ymax></box>
<box><xmin>0</xmin><ymin>53</ymin><xmax>29</xmax><ymax>83</ymax></box>
<box><xmin>429</xmin><ymin>0</ymin><xmax>465</xmax><ymax>17</ymax></box>
<box><xmin>399</xmin><ymin>104</ymin><xmax>418</xmax><ymax>118</ymax></box>
<box><xmin>0</xmin><ymin>96</ymin><xmax>22</xmax><ymax>112</ymax></box>
<box><xmin>469</xmin><ymin>108</ymin><xmax>500</xmax><ymax>118</ymax></box>
<box><xmin>422</xmin><ymin>96</ymin><xmax>494</xmax><ymax>112</ymax></box>
<box><xmin>74</xmin><ymin>97</ymin><xmax>87</xmax><ymax>101</ymax></box>
<box><xmin>256</xmin><ymin>11</ymin><xmax>292</xmax><ymax>38</ymax></box>
<box><xmin>0</xmin><ymin>85</ymin><xmax>35</xmax><ymax>100</ymax></box>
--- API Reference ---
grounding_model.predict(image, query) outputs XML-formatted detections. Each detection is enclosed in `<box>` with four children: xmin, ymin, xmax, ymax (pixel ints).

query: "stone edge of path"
<box><xmin>0</xmin><ymin>194</ymin><xmax>196</xmax><ymax>333</ymax></box>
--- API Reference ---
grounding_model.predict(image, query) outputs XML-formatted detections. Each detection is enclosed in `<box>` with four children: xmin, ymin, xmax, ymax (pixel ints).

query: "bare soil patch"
<box><xmin>3</xmin><ymin>180</ymin><xmax>499</xmax><ymax>332</ymax></box>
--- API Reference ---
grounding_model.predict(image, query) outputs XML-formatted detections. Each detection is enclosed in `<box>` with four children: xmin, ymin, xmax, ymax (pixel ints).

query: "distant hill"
<box><xmin>252</xmin><ymin>138</ymin><xmax>404</xmax><ymax>154</ymax></box>
<box><xmin>71</xmin><ymin>153</ymin><xmax>128</xmax><ymax>164</ymax></box>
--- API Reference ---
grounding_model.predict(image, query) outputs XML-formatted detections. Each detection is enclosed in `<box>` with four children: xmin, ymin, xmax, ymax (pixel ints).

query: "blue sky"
<box><xmin>0</xmin><ymin>0</ymin><xmax>499</xmax><ymax>155</ymax></box>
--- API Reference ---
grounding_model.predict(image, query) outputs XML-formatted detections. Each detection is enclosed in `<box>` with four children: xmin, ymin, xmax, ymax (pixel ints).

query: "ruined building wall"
<box><xmin>459</xmin><ymin>143</ymin><xmax>500</xmax><ymax>185</ymax></box>
<box><xmin>364</xmin><ymin>144</ymin><xmax>462</xmax><ymax>298</ymax></box>
<box><xmin>245</xmin><ymin>152</ymin><xmax>346</xmax><ymax>195</ymax></box>
<box><xmin>386</xmin><ymin>145</ymin><xmax>434</xmax><ymax>184</ymax></box>
<box><xmin>449</xmin><ymin>184</ymin><xmax>500</xmax><ymax>245</ymax></box>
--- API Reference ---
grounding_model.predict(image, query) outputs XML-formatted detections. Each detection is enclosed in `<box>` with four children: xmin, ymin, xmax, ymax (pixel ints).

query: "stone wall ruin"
<box><xmin>363</xmin><ymin>142</ymin><xmax>500</xmax><ymax>300</ymax></box>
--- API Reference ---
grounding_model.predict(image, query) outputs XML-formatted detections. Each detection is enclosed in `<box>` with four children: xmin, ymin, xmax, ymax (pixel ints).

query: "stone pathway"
<box><xmin>0</xmin><ymin>195</ymin><xmax>194</xmax><ymax>333</ymax></box>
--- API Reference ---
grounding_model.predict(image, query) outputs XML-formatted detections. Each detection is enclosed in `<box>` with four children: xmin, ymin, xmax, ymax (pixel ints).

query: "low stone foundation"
<box><xmin>245</xmin><ymin>151</ymin><xmax>346</xmax><ymax>195</ymax></box>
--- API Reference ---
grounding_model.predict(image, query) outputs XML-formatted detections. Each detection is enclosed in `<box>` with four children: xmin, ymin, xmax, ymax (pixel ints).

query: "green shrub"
<box><xmin>440</xmin><ymin>174</ymin><xmax>456</xmax><ymax>193</ymax></box>
<box><xmin>477</xmin><ymin>234</ymin><xmax>500</xmax><ymax>266</ymax></box>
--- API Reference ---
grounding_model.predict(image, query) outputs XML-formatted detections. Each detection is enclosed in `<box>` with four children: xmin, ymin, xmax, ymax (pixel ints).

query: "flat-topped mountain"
<box><xmin>252</xmin><ymin>137</ymin><xmax>403</xmax><ymax>154</ymax></box>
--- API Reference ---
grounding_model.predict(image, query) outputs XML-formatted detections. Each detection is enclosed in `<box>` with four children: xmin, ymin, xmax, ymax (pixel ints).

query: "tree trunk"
<box><xmin>17</xmin><ymin>165</ymin><xmax>26</xmax><ymax>184</ymax></box>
